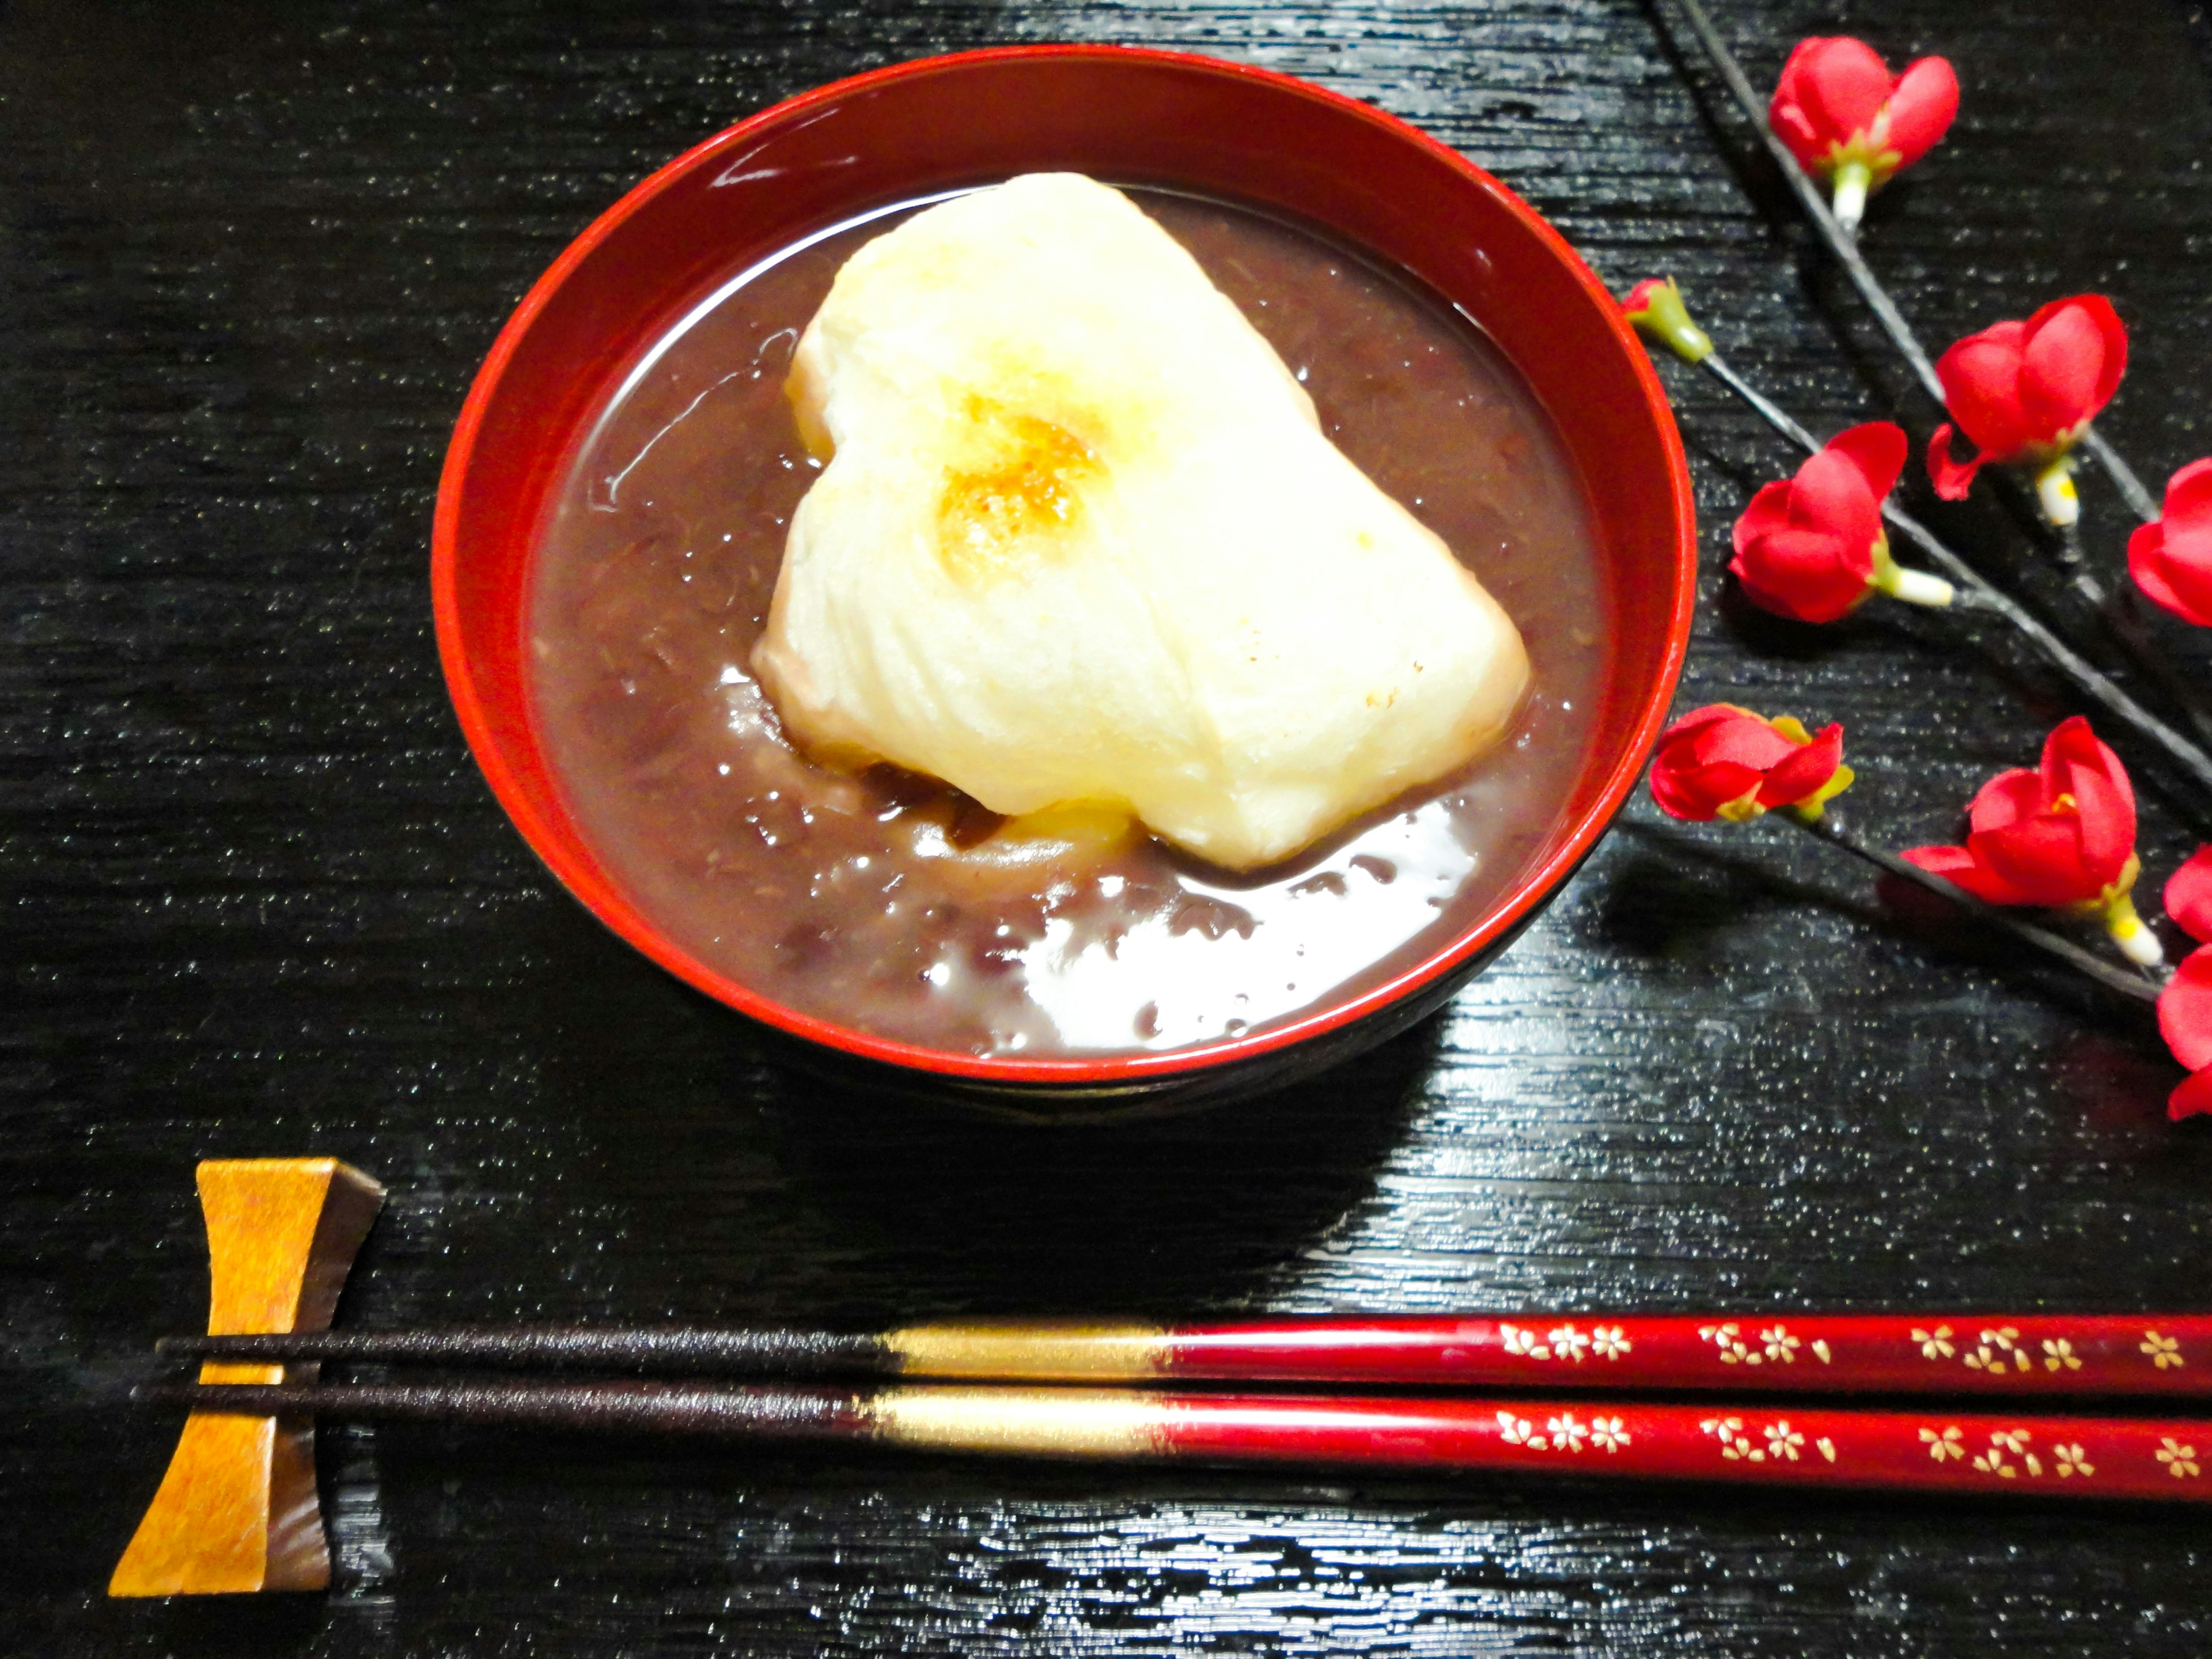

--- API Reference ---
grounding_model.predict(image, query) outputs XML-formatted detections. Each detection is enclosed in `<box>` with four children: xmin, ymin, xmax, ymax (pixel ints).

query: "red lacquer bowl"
<box><xmin>433</xmin><ymin>46</ymin><xmax>1696</xmax><ymax>1113</ymax></box>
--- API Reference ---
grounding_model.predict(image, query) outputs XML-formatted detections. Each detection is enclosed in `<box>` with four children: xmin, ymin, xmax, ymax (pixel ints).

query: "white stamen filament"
<box><xmin>1884</xmin><ymin>567</ymin><xmax>1955</xmax><ymax>607</ymax></box>
<box><xmin>2036</xmin><ymin>457</ymin><xmax>2081</xmax><ymax>527</ymax></box>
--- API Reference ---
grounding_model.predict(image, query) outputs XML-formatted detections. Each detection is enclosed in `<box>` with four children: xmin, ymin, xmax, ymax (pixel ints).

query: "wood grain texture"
<box><xmin>2</xmin><ymin>0</ymin><xmax>2210</xmax><ymax>1652</ymax></box>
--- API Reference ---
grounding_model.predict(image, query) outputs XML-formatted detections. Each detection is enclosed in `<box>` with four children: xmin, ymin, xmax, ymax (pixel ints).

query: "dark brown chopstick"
<box><xmin>139</xmin><ymin>1377</ymin><xmax>2212</xmax><ymax>1504</ymax></box>
<box><xmin>160</xmin><ymin>1313</ymin><xmax>2212</xmax><ymax>1399</ymax></box>
<box><xmin>160</xmin><ymin>1325</ymin><xmax>886</xmax><ymax>1374</ymax></box>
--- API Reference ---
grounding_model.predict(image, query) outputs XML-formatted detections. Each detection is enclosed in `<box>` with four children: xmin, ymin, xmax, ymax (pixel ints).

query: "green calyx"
<box><xmin>1626</xmin><ymin>278</ymin><xmax>1714</xmax><ymax>365</ymax></box>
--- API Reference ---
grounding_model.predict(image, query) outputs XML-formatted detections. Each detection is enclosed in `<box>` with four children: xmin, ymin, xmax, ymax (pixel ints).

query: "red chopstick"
<box><xmin>142</xmin><ymin>1377</ymin><xmax>2212</xmax><ymax>1505</ymax></box>
<box><xmin>163</xmin><ymin>1313</ymin><xmax>2212</xmax><ymax>1398</ymax></box>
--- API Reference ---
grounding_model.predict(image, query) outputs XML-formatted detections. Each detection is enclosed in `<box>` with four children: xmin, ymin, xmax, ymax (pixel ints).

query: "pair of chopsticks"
<box><xmin>146</xmin><ymin>1314</ymin><xmax>2212</xmax><ymax>1502</ymax></box>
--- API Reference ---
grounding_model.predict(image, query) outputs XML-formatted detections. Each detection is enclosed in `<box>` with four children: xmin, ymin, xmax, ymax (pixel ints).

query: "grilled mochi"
<box><xmin>753</xmin><ymin>172</ymin><xmax>1530</xmax><ymax>872</ymax></box>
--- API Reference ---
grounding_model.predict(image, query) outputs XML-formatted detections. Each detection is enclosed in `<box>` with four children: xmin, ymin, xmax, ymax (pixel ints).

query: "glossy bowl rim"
<box><xmin>431</xmin><ymin>43</ymin><xmax>1697</xmax><ymax>1087</ymax></box>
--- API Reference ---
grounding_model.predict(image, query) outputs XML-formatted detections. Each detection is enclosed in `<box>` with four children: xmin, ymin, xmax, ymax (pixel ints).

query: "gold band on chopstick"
<box><xmin>884</xmin><ymin>1321</ymin><xmax>1171</xmax><ymax>1381</ymax></box>
<box><xmin>866</xmin><ymin>1385</ymin><xmax>1167</xmax><ymax>1459</ymax></box>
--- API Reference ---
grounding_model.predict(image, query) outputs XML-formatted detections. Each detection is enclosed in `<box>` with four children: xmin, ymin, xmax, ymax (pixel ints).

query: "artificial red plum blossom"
<box><xmin>1902</xmin><ymin>716</ymin><xmax>2161</xmax><ymax>964</ymax></box>
<box><xmin>1648</xmin><ymin>705</ymin><xmax>1854</xmax><ymax>823</ymax></box>
<box><xmin>2167</xmin><ymin>847</ymin><xmax>2212</xmax><ymax>946</ymax></box>
<box><xmin>2127</xmin><ymin>457</ymin><xmax>2212</xmax><ymax>627</ymax></box>
<box><xmin>1622</xmin><ymin>277</ymin><xmax>1713</xmax><ymax>364</ymax></box>
<box><xmin>1926</xmin><ymin>295</ymin><xmax>2128</xmax><ymax>524</ymax></box>
<box><xmin>1770</xmin><ymin>36</ymin><xmax>1960</xmax><ymax>229</ymax></box>
<box><xmin>1730</xmin><ymin>422</ymin><xmax>1952</xmax><ymax>621</ymax></box>
<box><xmin>2160</xmin><ymin>851</ymin><xmax>2212</xmax><ymax>1116</ymax></box>
<box><xmin>2158</xmin><ymin>949</ymin><xmax>2212</xmax><ymax>1120</ymax></box>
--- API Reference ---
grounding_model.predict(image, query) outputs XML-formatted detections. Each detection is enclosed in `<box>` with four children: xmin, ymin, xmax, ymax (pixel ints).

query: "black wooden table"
<box><xmin>7</xmin><ymin>1</ymin><xmax>2212</xmax><ymax>1653</ymax></box>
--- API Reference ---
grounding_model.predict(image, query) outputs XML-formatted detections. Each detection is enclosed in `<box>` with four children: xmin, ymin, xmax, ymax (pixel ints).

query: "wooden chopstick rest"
<box><xmin>109</xmin><ymin>1158</ymin><xmax>384</xmax><ymax>1598</ymax></box>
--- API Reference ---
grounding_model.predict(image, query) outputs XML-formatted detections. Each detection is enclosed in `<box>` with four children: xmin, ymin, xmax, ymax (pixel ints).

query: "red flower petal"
<box><xmin>2170</xmin><ymin>1066</ymin><xmax>2212</xmax><ymax>1122</ymax></box>
<box><xmin>1964</xmin><ymin>767</ymin><xmax>2041</xmax><ymax>836</ymax></box>
<box><xmin>1926</xmin><ymin>425</ymin><xmax>1984</xmax><ymax>501</ymax></box>
<box><xmin>1825</xmin><ymin>421</ymin><xmax>1909</xmax><ymax>502</ymax></box>
<box><xmin>2018</xmin><ymin>297</ymin><xmax>2118</xmax><ymax>438</ymax></box>
<box><xmin>1657</xmin><ymin>703</ymin><xmax>1757</xmax><ymax>745</ymax></box>
<box><xmin>1652</xmin><ymin>757</ymin><xmax>1759</xmax><ymax>820</ymax></box>
<box><xmin>1692</xmin><ymin>716</ymin><xmax>1798</xmax><ymax>771</ymax></box>
<box><xmin>2166</xmin><ymin>847</ymin><xmax>2212</xmax><ymax>945</ymax></box>
<box><xmin>1732</xmin><ymin>479</ymin><xmax>1798</xmax><ymax>555</ymax></box>
<box><xmin>2063</xmin><ymin>759</ymin><xmax>2134</xmax><ymax>887</ymax></box>
<box><xmin>2026</xmin><ymin>293</ymin><xmax>2127</xmax><ymax>419</ymax></box>
<box><xmin>2041</xmin><ymin>715</ymin><xmax>2135</xmax><ymax>855</ymax></box>
<box><xmin>2128</xmin><ymin>521</ymin><xmax>2201</xmax><ymax>624</ymax></box>
<box><xmin>1647</xmin><ymin>769</ymin><xmax>1701</xmax><ymax>820</ymax></box>
<box><xmin>1796</xmin><ymin>36</ymin><xmax>1893</xmax><ymax>143</ymax></box>
<box><xmin>1771</xmin><ymin>104</ymin><xmax>1825</xmax><ymax>171</ymax></box>
<box><xmin>1756</xmin><ymin>722</ymin><xmax>1843</xmax><ymax>806</ymax></box>
<box><xmin>1731</xmin><ymin>529</ymin><xmax>1873</xmax><ymax>623</ymax></box>
<box><xmin>1880</xmin><ymin>56</ymin><xmax>1960</xmax><ymax>168</ymax></box>
<box><xmin>2131</xmin><ymin>459</ymin><xmax>2212</xmax><ymax>626</ymax></box>
<box><xmin>2163</xmin><ymin>454</ymin><xmax>2212</xmax><ymax>525</ymax></box>
<box><xmin>2158</xmin><ymin>946</ymin><xmax>2212</xmax><ymax>1073</ymax></box>
<box><xmin>1902</xmin><ymin>842</ymin><xmax>2035</xmax><ymax>905</ymax></box>
<box><xmin>1769</xmin><ymin>38</ymin><xmax>1831</xmax><ymax>171</ymax></box>
<box><xmin>1785</xmin><ymin>449</ymin><xmax>1882</xmax><ymax>560</ymax></box>
<box><xmin>2039</xmin><ymin>711</ymin><xmax>2100</xmax><ymax>777</ymax></box>
<box><xmin>1971</xmin><ymin>817</ymin><xmax>2099</xmax><ymax>907</ymax></box>
<box><xmin>1936</xmin><ymin>322</ymin><xmax>2035</xmax><ymax>458</ymax></box>
<box><xmin>1651</xmin><ymin>765</ymin><xmax>1731</xmax><ymax>820</ymax></box>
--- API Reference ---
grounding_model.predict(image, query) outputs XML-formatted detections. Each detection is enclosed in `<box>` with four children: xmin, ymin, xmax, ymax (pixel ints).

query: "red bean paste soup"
<box><xmin>528</xmin><ymin>190</ymin><xmax>1610</xmax><ymax>1058</ymax></box>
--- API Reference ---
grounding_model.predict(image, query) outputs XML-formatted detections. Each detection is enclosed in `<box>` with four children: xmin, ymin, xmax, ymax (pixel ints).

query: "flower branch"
<box><xmin>1624</xmin><ymin>283</ymin><xmax>2212</xmax><ymax>808</ymax></box>
<box><xmin>1668</xmin><ymin>0</ymin><xmax>2160</xmax><ymax>531</ymax></box>
<box><xmin>1648</xmin><ymin>705</ymin><xmax>2160</xmax><ymax>1001</ymax></box>
<box><xmin>1659</xmin><ymin>0</ymin><xmax>2209</xmax><ymax>726</ymax></box>
<box><xmin>1662</xmin><ymin>0</ymin><xmax>1945</xmax><ymax>400</ymax></box>
<box><xmin>1784</xmin><ymin>809</ymin><xmax>2158</xmax><ymax>1003</ymax></box>
<box><xmin>1632</xmin><ymin>9</ymin><xmax>2212</xmax><ymax>1122</ymax></box>
<box><xmin>1648</xmin><ymin>707</ymin><xmax>2212</xmax><ymax>1116</ymax></box>
<box><xmin>2083</xmin><ymin>426</ymin><xmax>2164</xmax><ymax>527</ymax></box>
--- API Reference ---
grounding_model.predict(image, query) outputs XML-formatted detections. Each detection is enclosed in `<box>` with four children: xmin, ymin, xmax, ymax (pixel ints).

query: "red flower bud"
<box><xmin>2158</xmin><ymin>948</ymin><xmax>2212</xmax><ymax>1120</ymax></box>
<box><xmin>1900</xmin><ymin>716</ymin><xmax>2139</xmax><ymax>908</ymax></box>
<box><xmin>2127</xmin><ymin>457</ymin><xmax>2212</xmax><ymax>628</ymax></box>
<box><xmin>1730</xmin><ymin>423</ymin><xmax>1908</xmax><ymax>622</ymax></box>
<box><xmin>1926</xmin><ymin>296</ymin><xmax>2128</xmax><ymax>502</ymax></box>
<box><xmin>1770</xmin><ymin>37</ymin><xmax>1960</xmax><ymax>207</ymax></box>
<box><xmin>1621</xmin><ymin>276</ymin><xmax>1713</xmax><ymax>364</ymax></box>
<box><xmin>1649</xmin><ymin>704</ymin><xmax>1851</xmax><ymax>822</ymax></box>
<box><xmin>2168</xmin><ymin>847</ymin><xmax>2212</xmax><ymax>945</ymax></box>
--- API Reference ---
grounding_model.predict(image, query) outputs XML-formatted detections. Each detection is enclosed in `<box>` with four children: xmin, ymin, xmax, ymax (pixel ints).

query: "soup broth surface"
<box><xmin>528</xmin><ymin>190</ymin><xmax>1609</xmax><ymax>1057</ymax></box>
